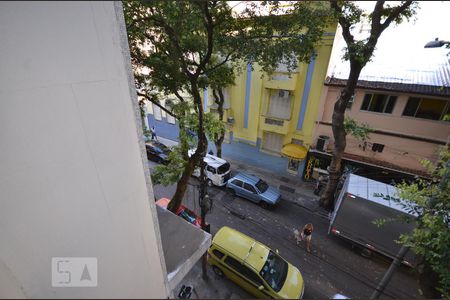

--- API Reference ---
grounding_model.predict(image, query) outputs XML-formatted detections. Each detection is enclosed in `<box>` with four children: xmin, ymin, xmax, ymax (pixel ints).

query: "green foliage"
<box><xmin>343</xmin><ymin>117</ymin><xmax>372</xmax><ymax>141</ymax></box>
<box><xmin>389</xmin><ymin>148</ymin><xmax>450</xmax><ymax>297</ymax></box>
<box><xmin>125</xmin><ymin>1</ymin><xmax>336</xmax><ymax>189</ymax></box>
<box><xmin>151</xmin><ymin>146</ymin><xmax>186</xmax><ymax>186</ymax></box>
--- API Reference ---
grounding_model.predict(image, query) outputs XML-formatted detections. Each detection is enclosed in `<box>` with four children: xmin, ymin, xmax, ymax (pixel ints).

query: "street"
<box><xmin>149</xmin><ymin>160</ymin><xmax>422</xmax><ymax>299</ymax></box>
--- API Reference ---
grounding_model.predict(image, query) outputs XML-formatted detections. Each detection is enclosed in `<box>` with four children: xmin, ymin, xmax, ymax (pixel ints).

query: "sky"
<box><xmin>230</xmin><ymin>1</ymin><xmax>450</xmax><ymax>83</ymax></box>
<box><xmin>328</xmin><ymin>1</ymin><xmax>450</xmax><ymax>79</ymax></box>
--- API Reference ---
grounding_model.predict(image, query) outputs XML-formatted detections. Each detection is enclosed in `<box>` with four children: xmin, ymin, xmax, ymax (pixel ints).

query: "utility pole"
<box><xmin>198</xmin><ymin>160</ymin><xmax>211</xmax><ymax>280</ymax></box>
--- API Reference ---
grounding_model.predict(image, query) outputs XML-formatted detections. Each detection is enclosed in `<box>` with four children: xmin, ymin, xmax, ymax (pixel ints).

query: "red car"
<box><xmin>156</xmin><ymin>198</ymin><xmax>202</xmax><ymax>228</ymax></box>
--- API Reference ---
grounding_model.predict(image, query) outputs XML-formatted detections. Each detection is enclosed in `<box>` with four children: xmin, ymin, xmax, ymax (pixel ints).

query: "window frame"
<box><xmin>243</xmin><ymin>183</ymin><xmax>257</xmax><ymax>194</ymax></box>
<box><xmin>360</xmin><ymin>93</ymin><xmax>397</xmax><ymax>114</ymax></box>
<box><xmin>206</xmin><ymin>165</ymin><xmax>216</xmax><ymax>174</ymax></box>
<box><xmin>224</xmin><ymin>256</ymin><xmax>263</xmax><ymax>287</ymax></box>
<box><xmin>212</xmin><ymin>249</ymin><xmax>224</xmax><ymax>260</ymax></box>
<box><xmin>402</xmin><ymin>97</ymin><xmax>450</xmax><ymax>121</ymax></box>
<box><xmin>231</xmin><ymin>179</ymin><xmax>243</xmax><ymax>187</ymax></box>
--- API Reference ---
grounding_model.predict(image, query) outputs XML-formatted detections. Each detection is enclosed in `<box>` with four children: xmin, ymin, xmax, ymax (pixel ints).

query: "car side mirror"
<box><xmin>258</xmin><ymin>285</ymin><xmax>264</xmax><ymax>291</ymax></box>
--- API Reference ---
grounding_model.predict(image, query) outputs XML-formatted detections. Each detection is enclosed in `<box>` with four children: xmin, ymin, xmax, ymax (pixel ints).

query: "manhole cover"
<box><xmin>279</xmin><ymin>185</ymin><xmax>295</xmax><ymax>194</ymax></box>
<box><xmin>280</xmin><ymin>176</ymin><xmax>290</xmax><ymax>183</ymax></box>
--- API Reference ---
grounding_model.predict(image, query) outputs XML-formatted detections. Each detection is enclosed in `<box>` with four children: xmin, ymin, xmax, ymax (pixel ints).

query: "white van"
<box><xmin>189</xmin><ymin>150</ymin><xmax>231</xmax><ymax>187</ymax></box>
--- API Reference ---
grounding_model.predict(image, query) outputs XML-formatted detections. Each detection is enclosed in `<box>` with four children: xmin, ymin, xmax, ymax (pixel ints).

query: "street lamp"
<box><xmin>424</xmin><ymin>37</ymin><xmax>450</xmax><ymax>48</ymax></box>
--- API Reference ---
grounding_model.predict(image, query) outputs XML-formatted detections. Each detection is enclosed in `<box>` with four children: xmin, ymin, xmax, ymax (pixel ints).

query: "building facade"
<box><xmin>0</xmin><ymin>2</ymin><xmax>209</xmax><ymax>298</ymax></box>
<box><xmin>311</xmin><ymin>73</ymin><xmax>450</xmax><ymax>180</ymax></box>
<box><xmin>146</xmin><ymin>24</ymin><xmax>337</xmax><ymax>177</ymax></box>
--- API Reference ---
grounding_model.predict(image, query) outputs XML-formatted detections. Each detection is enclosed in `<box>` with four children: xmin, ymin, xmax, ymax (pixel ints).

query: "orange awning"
<box><xmin>281</xmin><ymin>144</ymin><xmax>308</xmax><ymax>160</ymax></box>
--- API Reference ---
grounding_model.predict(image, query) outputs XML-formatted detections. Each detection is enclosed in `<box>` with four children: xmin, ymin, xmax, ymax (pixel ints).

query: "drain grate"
<box><xmin>280</xmin><ymin>176</ymin><xmax>290</xmax><ymax>183</ymax></box>
<box><xmin>279</xmin><ymin>185</ymin><xmax>295</xmax><ymax>194</ymax></box>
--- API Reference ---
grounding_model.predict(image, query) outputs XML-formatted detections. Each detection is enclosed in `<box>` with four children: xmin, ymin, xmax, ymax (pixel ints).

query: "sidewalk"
<box><xmin>173</xmin><ymin>259</ymin><xmax>251</xmax><ymax>299</ymax></box>
<box><xmin>157</xmin><ymin>137</ymin><xmax>327</xmax><ymax>216</ymax></box>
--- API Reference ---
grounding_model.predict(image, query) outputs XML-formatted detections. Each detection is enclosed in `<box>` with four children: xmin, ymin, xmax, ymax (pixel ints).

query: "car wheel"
<box><xmin>260</xmin><ymin>201</ymin><xmax>270</xmax><ymax>210</ymax></box>
<box><xmin>212</xmin><ymin>266</ymin><xmax>224</xmax><ymax>277</ymax></box>
<box><xmin>207</xmin><ymin>179</ymin><xmax>213</xmax><ymax>187</ymax></box>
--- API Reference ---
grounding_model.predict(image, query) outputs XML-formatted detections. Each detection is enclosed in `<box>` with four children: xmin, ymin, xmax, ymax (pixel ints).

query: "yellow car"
<box><xmin>207</xmin><ymin>226</ymin><xmax>305</xmax><ymax>299</ymax></box>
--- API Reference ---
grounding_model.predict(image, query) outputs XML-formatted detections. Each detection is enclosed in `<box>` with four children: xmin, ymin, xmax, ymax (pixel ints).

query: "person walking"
<box><xmin>298</xmin><ymin>223</ymin><xmax>314</xmax><ymax>253</ymax></box>
<box><xmin>150</xmin><ymin>126</ymin><xmax>157</xmax><ymax>141</ymax></box>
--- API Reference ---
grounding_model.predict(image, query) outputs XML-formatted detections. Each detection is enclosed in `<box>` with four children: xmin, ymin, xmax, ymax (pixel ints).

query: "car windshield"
<box><xmin>255</xmin><ymin>179</ymin><xmax>269</xmax><ymax>193</ymax></box>
<box><xmin>259</xmin><ymin>251</ymin><xmax>288</xmax><ymax>292</ymax></box>
<box><xmin>217</xmin><ymin>163</ymin><xmax>230</xmax><ymax>174</ymax></box>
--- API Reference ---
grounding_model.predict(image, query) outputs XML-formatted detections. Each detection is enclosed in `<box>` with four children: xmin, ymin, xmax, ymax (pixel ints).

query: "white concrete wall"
<box><xmin>0</xmin><ymin>1</ymin><xmax>168</xmax><ymax>298</ymax></box>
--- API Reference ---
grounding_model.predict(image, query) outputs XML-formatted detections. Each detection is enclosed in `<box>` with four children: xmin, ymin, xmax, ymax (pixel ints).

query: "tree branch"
<box><xmin>137</xmin><ymin>91</ymin><xmax>177</xmax><ymax>118</ymax></box>
<box><xmin>195</xmin><ymin>1</ymin><xmax>214</xmax><ymax>77</ymax></box>
<box><xmin>204</xmin><ymin>51</ymin><xmax>235</xmax><ymax>74</ymax></box>
<box><xmin>380</xmin><ymin>0</ymin><xmax>413</xmax><ymax>31</ymax></box>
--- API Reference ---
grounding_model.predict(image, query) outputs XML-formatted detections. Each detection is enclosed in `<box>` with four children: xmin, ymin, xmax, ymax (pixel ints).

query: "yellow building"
<box><xmin>203</xmin><ymin>27</ymin><xmax>336</xmax><ymax>176</ymax></box>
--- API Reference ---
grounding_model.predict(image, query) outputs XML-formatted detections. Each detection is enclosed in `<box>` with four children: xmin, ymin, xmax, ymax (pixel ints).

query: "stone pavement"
<box><xmin>174</xmin><ymin>259</ymin><xmax>251</xmax><ymax>299</ymax></box>
<box><xmin>157</xmin><ymin>137</ymin><xmax>331</xmax><ymax>299</ymax></box>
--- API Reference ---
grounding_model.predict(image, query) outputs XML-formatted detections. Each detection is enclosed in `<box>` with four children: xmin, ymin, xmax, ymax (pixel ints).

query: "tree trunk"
<box><xmin>212</xmin><ymin>88</ymin><xmax>225</xmax><ymax>158</ymax></box>
<box><xmin>319</xmin><ymin>64</ymin><xmax>362</xmax><ymax>210</ymax></box>
<box><xmin>215</xmin><ymin>135</ymin><xmax>225</xmax><ymax>158</ymax></box>
<box><xmin>168</xmin><ymin>82</ymin><xmax>208</xmax><ymax>213</ymax></box>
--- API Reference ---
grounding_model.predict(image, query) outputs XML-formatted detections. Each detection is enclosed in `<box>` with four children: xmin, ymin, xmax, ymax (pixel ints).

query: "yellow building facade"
<box><xmin>203</xmin><ymin>28</ymin><xmax>336</xmax><ymax>175</ymax></box>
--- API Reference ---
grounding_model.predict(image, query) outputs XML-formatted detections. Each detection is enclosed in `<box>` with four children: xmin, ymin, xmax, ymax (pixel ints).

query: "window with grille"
<box><xmin>264</xmin><ymin>118</ymin><xmax>284</xmax><ymax>126</ymax></box>
<box><xmin>267</xmin><ymin>91</ymin><xmax>292</xmax><ymax>120</ymax></box>
<box><xmin>403</xmin><ymin>97</ymin><xmax>450</xmax><ymax>121</ymax></box>
<box><xmin>360</xmin><ymin>93</ymin><xmax>397</xmax><ymax>114</ymax></box>
<box><xmin>262</xmin><ymin>132</ymin><xmax>283</xmax><ymax>153</ymax></box>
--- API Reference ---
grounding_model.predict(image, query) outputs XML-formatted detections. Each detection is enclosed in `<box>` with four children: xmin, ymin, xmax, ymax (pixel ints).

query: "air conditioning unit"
<box><xmin>279</xmin><ymin>90</ymin><xmax>289</xmax><ymax>98</ymax></box>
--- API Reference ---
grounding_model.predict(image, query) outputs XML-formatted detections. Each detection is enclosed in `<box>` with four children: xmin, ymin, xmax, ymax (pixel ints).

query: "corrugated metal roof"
<box><xmin>346</xmin><ymin>174</ymin><xmax>416</xmax><ymax>216</ymax></box>
<box><xmin>327</xmin><ymin>52</ymin><xmax>450</xmax><ymax>97</ymax></box>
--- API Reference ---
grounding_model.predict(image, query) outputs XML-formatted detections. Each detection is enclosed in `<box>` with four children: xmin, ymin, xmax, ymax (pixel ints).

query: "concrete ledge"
<box><xmin>156</xmin><ymin>206</ymin><xmax>211</xmax><ymax>292</ymax></box>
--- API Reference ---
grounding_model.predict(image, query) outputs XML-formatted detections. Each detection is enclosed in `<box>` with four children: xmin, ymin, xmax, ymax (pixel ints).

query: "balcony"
<box><xmin>264</xmin><ymin>72</ymin><xmax>298</xmax><ymax>90</ymax></box>
<box><xmin>260</xmin><ymin>116</ymin><xmax>291</xmax><ymax>135</ymax></box>
<box><xmin>156</xmin><ymin>205</ymin><xmax>211</xmax><ymax>293</ymax></box>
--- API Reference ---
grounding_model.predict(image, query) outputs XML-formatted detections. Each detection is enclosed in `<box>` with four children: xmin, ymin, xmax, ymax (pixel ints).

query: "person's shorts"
<box><xmin>301</xmin><ymin>232</ymin><xmax>312</xmax><ymax>242</ymax></box>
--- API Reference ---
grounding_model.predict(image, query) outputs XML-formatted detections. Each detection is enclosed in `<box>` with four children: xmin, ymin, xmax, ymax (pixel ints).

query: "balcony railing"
<box><xmin>260</xmin><ymin>116</ymin><xmax>290</xmax><ymax>135</ymax></box>
<box><xmin>264</xmin><ymin>117</ymin><xmax>284</xmax><ymax>127</ymax></box>
<box><xmin>264</xmin><ymin>72</ymin><xmax>298</xmax><ymax>90</ymax></box>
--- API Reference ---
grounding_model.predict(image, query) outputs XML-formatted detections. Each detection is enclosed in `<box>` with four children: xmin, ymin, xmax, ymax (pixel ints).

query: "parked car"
<box><xmin>226</xmin><ymin>173</ymin><xmax>281</xmax><ymax>209</ymax></box>
<box><xmin>145</xmin><ymin>140</ymin><xmax>171</xmax><ymax>164</ymax></box>
<box><xmin>189</xmin><ymin>150</ymin><xmax>231</xmax><ymax>187</ymax></box>
<box><xmin>155</xmin><ymin>198</ymin><xmax>202</xmax><ymax>228</ymax></box>
<box><xmin>208</xmin><ymin>226</ymin><xmax>305</xmax><ymax>299</ymax></box>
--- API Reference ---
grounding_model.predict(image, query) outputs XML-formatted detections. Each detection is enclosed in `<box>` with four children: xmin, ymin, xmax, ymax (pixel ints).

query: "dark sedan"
<box><xmin>145</xmin><ymin>140</ymin><xmax>171</xmax><ymax>164</ymax></box>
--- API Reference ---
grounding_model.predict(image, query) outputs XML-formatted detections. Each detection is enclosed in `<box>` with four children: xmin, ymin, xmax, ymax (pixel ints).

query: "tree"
<box><xmin>394</xmin><ymin>148</ymin><xmax>450</xmax><ymax>298</ymax></box>
<box><xmin>319</xmin><ymin>0</ymin><xmax>418</xmax><ymax>210</ymax></box>
<box><xmin>208</xmin><ymin>58</ymin><xmax>235</xmax><ymax>158</ymax></box>
<box><xmin>125</xmin><ymin>1</ymin><xmax>335</xmax><ymax>213</ymax></box>
<box><xmin>124</xmin><ymin>1</ymin><xmax>233</xmax><ymax>213</ymax></box>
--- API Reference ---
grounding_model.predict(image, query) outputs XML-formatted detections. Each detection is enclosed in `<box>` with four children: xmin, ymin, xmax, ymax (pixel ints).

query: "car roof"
<box><xmin>203</xmin><ymin>153</ymin><xmax>228</xmax><ymax>168</ymax></box>
<box><xmin>213</xmin><ymin>226</ymin><xmax>269</xmax><ymax>272</ymax></box>
<box><xmin>147</xmin><ymin>140</ymin><xmax>169</xmax><ymax>149</ymax></box>
<box><xmin>232</xmin><ymin>172</ymin><xmax>260</xmax><ymax>185</ymax></box>
<box><xmin>187</xmin><ymin>149</ymin><xmax>228</xmax><ymax>168</ymax></box>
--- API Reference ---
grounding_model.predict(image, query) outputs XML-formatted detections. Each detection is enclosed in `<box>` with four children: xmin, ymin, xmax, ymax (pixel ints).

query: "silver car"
<box><xmin>226</xmin><ymin>173</ymin><xmax>281</xmax><ymax>209</ymax></box>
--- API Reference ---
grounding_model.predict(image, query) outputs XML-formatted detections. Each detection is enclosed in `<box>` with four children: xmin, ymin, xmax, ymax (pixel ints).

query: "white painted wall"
<box><xmin>0</xmin><ymin>1</ymin><xmax>168</xmax><ymax>298</ymax></box>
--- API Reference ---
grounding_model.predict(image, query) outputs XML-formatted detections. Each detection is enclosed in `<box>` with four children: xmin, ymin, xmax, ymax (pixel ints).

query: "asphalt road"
<box><xmin>149</xmin><ymin>160</ymin><xmax>422</xmax><ymax>299</ymax></box>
